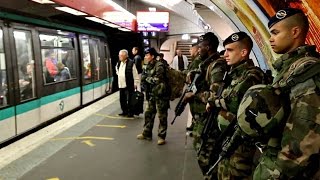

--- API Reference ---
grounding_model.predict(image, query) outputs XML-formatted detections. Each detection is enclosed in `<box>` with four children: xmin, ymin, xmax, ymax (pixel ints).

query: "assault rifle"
<box><xmin>197</xmin><ymin>71</ymin><xmax>229</xmax><ymax>156</ymax></box>
<box><xmin>171</xmin><ymin>72</ymin><xmax>200</xmax><ymax>125</ymax></box>
<box><xmin>206</xmin><ymin>121</ymin><xmax>242</xmax><ymax>176</ymax></box>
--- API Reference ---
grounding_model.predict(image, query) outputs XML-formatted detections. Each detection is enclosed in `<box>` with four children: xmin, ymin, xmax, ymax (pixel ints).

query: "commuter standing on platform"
<box><xmin>116</xmin><ymin>49</ymin><xmax>139</xmax><ymax>117</ymax></box>
<box><xmin>171</xmin><ymin>49</ymin><xmax>188</xmax><ymax>71</ymax></box>
<box><xmin>132</xmin><ymin>47</ymin><xmax>142</xmax><ymax>91</ymax></box>
<box><xmin>251</xmin><ymin>8</ymin><xmax>320</xmax><ymax>179</ymax></box>
<box><xmin>212</xmin><ymin>32</ymin><xmax>265</xmax><ymax>180</ymax></box>
<box><xmin>137</xmin><ymin>48</ymin><xmax>170</xmax><ymax>145</ymax></box>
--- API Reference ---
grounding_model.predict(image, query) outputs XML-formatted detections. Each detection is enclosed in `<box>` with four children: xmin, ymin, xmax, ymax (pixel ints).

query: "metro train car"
<box><xmin>0</xmin><ymin>11</ymin><xmax>113</xmax><ymax>144</ymax></box>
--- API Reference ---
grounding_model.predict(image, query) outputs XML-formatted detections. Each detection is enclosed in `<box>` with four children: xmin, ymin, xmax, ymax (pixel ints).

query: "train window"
<box><xmin>81</xmin><ymin>38</ymin><xmax>91</xmax><ymax>83</ymax></box>
<box><xmin>91</xmin><ymin>39</ymin><xmax>100</xmax><ymax>81</ymax></box>
<box><xmin>13</xmin><ymin>30</ymin><xmax>36</xmax><ymax>101</ymax></box>
<box><xmin>41</xmin><ymin>49</ymin><xmax>75</xmax><ymax>84</ymax></box>
<box><xmin>39</xmin><ymin>34</ymin><xmax>73</xmax><ymax>48</ymax></box>
<box><xmin>0</xmin><ymin>29</ymin><xmax>8</xmax><ymax>107</ymax></box>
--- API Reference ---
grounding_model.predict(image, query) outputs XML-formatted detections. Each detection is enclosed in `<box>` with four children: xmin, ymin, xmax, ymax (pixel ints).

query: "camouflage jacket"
<box><xmin>189</xmin><ymin>53</ymin><xmax>225</xmax><ymax>114</ymax></box>
<box><xmin>216</xmin><ymin>59</ymin><xmax>265</xmax><ymax>131</ymax></box>
<box><xmin>142</xmin><ymin>59</ymin><xmax>169</xmax><ymax>100</ymax></box>
<box><xmin>187</xmin><ymin>55</ymin><xmax>202</xmax><ymax>71</ymax></box>
<box><xmin>254</xmin><ymin>45</ymin><xmax>320</xmax><ymax>179</ymax></box>
<box><xmin>206</xmin><ymin>56</ymin><xmax>228</xmax><ymax>105</ymax></box>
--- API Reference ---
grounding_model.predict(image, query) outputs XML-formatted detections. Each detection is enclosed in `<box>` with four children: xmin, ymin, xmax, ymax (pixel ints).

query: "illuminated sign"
<box><xmin>137</xmin><ymin>11</ymin><xmax>169</xmax><ymax>32</ymax></box>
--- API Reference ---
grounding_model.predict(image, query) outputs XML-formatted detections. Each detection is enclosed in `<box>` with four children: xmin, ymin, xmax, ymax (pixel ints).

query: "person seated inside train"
<box><xmin>0</xmin><ymin>71</ymin><xmax>7</xmax><ymax>106</ymax></box>
<box><xmin>19</xmin><ymin>62</ymin><xmax>34</xmax><ymax>100</ymax></box>
<box><xmin>44</xmin><ymin>50</ymin><xmax>58</xmax><ymax>78</ymax></box>
<box><xmin>55</xmin><ymin>62</ymin><xmax>71</xmax><ymax>81</ymax></box>
<box><xmin>84</xmin><ymin>62</ymin><xmax>91</xmax><ymax>79</ymax></box>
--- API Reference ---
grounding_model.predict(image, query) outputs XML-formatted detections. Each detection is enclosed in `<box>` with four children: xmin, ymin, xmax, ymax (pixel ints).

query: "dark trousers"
<box><xmin>119</xmin><ymin>87</ymin><xmax>133</xmax><ymax>115</ymax></box>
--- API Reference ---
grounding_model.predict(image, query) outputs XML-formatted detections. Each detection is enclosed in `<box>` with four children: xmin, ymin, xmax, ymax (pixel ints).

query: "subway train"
<box><xmin>0</xmin><ymin>11</ymin><xmax>114</xmax><ymax>144</ymax></box>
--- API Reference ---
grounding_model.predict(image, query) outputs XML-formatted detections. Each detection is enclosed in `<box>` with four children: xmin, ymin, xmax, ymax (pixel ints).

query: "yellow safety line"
<box><xmin>96</xmin><ymin>125</ymin><xmax>126</xmax><ymax>128</ymax></box>
<box><xmin>95</xmin><ymin>113</ymin><xmax>134</xmax><ymax>119</ymax></box>
<box><xmin>51</xmin><ymin>136</ymin><xmax>114</xmax><ymax>141</ymax></box>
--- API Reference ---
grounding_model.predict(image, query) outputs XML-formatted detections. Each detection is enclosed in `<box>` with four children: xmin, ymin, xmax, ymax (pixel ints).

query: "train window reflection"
<box><xmin>0</xmin><ymin>29</ymin><xmax>7</xmax><ymax>107</ymax></box>
<box><xmin>39</xmin><ymin>34</ymin><xmax>73</xmax><ymax>48</ymax></box>
<box><xmin>92</xmin><ymin>40</ymin><xmax>100</xmax><ymax>81</ymax></box>
<box><xmin>14</xmin><ymin>30</ymin><xmax>36</xmax><ymax>101</ymax></box>
<box><xmin>81</xmin><ymin>39</ymin><xmax>91</xmax><ymax>84</ymax></box>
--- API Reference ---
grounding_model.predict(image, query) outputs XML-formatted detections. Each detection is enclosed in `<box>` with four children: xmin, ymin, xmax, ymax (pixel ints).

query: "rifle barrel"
<box><xmin>171</xmin><ymin>116</ymin><xmax>178</xmax><ymax>125</ymax></box>
<box><xmin>206</xmin><ymin>155</ymin><xmax>223</xmax><ymax>176</ymax></box>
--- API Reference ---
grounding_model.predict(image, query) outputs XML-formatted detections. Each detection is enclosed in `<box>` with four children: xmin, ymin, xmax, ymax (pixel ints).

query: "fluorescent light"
<box><xmin>55</xmin><ymin>7</ymin><xmax>87</xmax><ymax>16</ymax></box>
<box><xmin>182</xmin><ymin>34</ymin><xmax>190</xmax><ymax>40</ymax></box>
<box><xmin>118</xmin><ymin>28</ymin><xmax>131</xmax><ymax>32</ymax></box>
<box><xmin>85</xmin><ymin>17</ymin><xmax>107</xmax><ymax>24</ymax></box>
<box><xmin>192</xmin><ymin>38</ymin><xmax>198</xmax><ymax>43</ymax></box>
<box><xmin>148</xmin><ymin>7</ymin><xmax>156</xmax><ymax>12</ymax></box>
<box><xmin>86</xmin><ymin>16</ymin><xmax>121</xmax><ymax>28</ymax></box>
<box><xmin>105</xmin><ymin>23</ymin><xmax>121</xmax><ymax>28</ymax></box>
<box><xmin>30</xmin><ymin>0</ymin><xmax>55</xmax><ymax>4</ymax></box>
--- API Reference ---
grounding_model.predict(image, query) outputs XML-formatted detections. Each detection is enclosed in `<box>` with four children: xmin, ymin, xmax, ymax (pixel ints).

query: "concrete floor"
<box><xmin>0</xmin><ymin>92</ymin><xmax>203</xmax><ymax>180</ymax></box>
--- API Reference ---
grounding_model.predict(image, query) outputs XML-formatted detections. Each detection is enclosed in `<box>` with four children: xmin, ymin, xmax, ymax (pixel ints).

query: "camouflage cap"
<box><xmin>145</xmin><ymin>47</ymin><xmax>158</xmax><ymax>57</ymax></box>
<box><xmin>237</xmin><ymin>84</ymin><xmax>285</xmax><ymax>138</ymax></box>
<box><xmin>268</xmin><ymin>8</ymin><xmax>304</xmax><ymax>28</ymax></box>
<box><xmin>223</xmin><ymin>31</ymin><xmax>251</xmax><ymax>46</ymax></box>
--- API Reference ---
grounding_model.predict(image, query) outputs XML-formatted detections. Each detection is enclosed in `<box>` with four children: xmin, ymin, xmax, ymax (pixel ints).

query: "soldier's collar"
<box><xmin>272</xmin><ymin>45</ymin><xmax>318</xmax><ymax>71</ymax></box>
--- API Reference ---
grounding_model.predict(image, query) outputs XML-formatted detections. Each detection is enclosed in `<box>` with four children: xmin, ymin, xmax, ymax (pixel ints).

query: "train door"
<box><xmin>103</xmin><ymin>42</ymin><xmax>113</xmax><ymax>93</ymax></box>
<box><xmin>8</xmin><ymin>26</ymin><xmax>40</xmax><ymax>134</ymax></box>
<box><xmin>90</xmin><ymin>38</ymin><xmax>102</xmax><ymax>100</ymax></box>
<box><xmin>0</xmin><ymin>23</ymin><xmax>16</xmax><ymax>142</ymax></box>
<box><xmin>80</xmin><ymin>35</ymin><xmax>94</xmax><ymax>104</ymax></box>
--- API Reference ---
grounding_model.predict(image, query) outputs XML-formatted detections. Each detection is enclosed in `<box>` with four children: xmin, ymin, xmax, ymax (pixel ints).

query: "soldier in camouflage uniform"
<box><xmin>186</xmin><ymin>42</ymin><xmax>203</xmax><ymax>131</ymax></box>
<box><xmin>208</xmin><ymin>32</ymin><xmax>265</xmax><ymax>180</ymax></box>
<box><xmin>137</xmin><ymin>48</ymin><xmax>170</xmax><ymax>145</ymax></box>
<box><xmin>187</xmin><ymin>43</ymin><xmax>202</xmax><ymax>71</ymax></box>
<box><xmin>249</xmin><ymin>8</ymin><xmax>320</xmax><ymax>179</ymax></box>
<box><xmin>184</xmin><ymin>32</ymin><xmax>227</xmax><ymax>176</ymax></box>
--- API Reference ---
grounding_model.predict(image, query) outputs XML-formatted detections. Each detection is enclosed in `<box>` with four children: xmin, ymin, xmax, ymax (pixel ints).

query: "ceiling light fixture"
<box><xmin>30</xmin><ymin>0</ymin><xmax>55</xmax><ymax>4</ymax></box>
<box><xmin>55</xmin><ymin>7</ymin><xmax>87</xmax><ymax>16</ymax></box>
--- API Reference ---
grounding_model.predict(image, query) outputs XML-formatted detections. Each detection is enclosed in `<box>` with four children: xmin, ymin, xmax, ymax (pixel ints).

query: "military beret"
<box><xmin>199</xmin><ymin>32</ymin><xmax>218</xmax><ymax>43</ymax></box>
<box><xmin>268</xmin><ymin>8</ymin><xmax>304</xmax><ymax>28</ymax></box>
<box><xmin>145</xmin><ymin>47</ymin><xmax>158</xmax><ymax>56</ymax></box>
<box><xmin>223</xmin><ymin>31</ymin><xmax>250</xmax><ymax>46</ymax></box>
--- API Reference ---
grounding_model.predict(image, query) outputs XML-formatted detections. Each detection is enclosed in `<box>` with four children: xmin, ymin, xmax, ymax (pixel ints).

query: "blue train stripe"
<box><xmin>0</xmin><ymin>107</ymin><xmax>15</xmax><ymax>121</ymax></box>
<box><xmin>0</xmin><ymin>78</ymin><xmax>112</xmax><ymax>121</ymax></box>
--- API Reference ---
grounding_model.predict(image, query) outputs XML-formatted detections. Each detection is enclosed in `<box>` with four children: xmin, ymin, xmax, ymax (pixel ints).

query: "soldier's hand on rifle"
<box><xmin>186</xmin><ymin>73</ymin><xmax>192</xmax><ymax>84</ymax></box>
<box><xmin>206</xmin><ymin>102</ymin><xmax>212</xmax><ymax>112</ymax></box>
<box><xmin>183</xmin><ymin>92</ymin><xmax>194</xmax><ymax>102</ymax></box>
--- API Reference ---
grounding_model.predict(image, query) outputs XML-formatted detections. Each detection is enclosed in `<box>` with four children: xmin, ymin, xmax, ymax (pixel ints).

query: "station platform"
<box><xmin>0</xmin><ymin>92</ymin><xmax>203</xmax><ymax>180</ymax></box>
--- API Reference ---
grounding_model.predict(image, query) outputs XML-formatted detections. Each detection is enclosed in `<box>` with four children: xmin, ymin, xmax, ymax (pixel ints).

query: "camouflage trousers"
<box><xmin>192</xmin><ymin>112</ymin><xmax>207</xmax><ymax>151</ymax></box>
<box><xmin>191</xmin><ymin>113</ymin><xmax>215</xmax><ymax>176</ymax></box>
<box><xmin>217</xmin><ymin>143</ymin><xmax>256</xmax><ymax>180</ymax></box>
<box><xmin>142</xmin><ymin>97</ymin><xmax>169</xmax><ymax>139</ymax></box>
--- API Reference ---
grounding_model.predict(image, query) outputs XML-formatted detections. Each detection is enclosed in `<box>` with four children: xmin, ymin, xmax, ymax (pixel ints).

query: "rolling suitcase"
<box><xmin>130</xmin><ymin>90</ymin><xmax>144</xmax><ymax>115</ymax></box>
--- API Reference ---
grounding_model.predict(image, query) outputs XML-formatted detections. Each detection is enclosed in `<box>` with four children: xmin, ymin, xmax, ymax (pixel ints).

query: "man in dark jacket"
<box><xmin>116</xmin><ymin>49</ymin><xmax>140</xmax><ymax>117</ymax></box>
<box><xmin>132</xmin><ymin>47</ymin><xmax>142</xmax><ymax>91</ymax></box>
